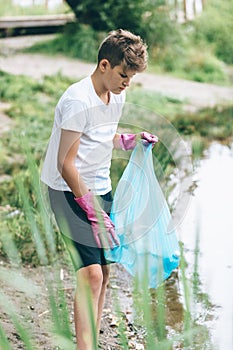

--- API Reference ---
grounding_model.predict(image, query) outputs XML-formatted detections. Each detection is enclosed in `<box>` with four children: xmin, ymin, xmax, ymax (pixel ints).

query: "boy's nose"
<box><xmin>123</xmin><ymin>79</ymin><xmax>130</xmax><ymax>87</ymax></box>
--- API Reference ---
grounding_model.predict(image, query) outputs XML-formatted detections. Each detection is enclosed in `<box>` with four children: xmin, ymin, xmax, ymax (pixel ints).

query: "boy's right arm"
<box><xmin>57</xmin><ymin>129</ymin><xmax>118</xmax><ymax>248</ymax></box>
<box><xmin>57</xmin><ymin>129</ymin><xmax>89</xmax><ymax>198</ymax></box>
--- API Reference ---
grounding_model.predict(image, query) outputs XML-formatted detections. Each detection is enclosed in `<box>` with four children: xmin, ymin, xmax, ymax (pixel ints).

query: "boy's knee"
<box><xmin>78</xmin><ymin>265</ymin><xmax>103</xmax><ymax>291</ymax></box>
<box><xmin>89</xmin><ymin>268</ymin><xmax>103</xmax><ymax>286</ymax></box>
<box><xmin>102</xmin><ymin>267</ymin><xmax>110</xmax><ymax>286</ymax></box>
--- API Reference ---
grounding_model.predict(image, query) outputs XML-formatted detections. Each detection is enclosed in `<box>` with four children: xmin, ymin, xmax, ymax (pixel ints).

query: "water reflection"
<box><xmin>178</xmin><ymin>142</ymin><xmax>233</xmax><ymax>350</ymax></box>
<box><xmin>154</xmin><ymin>270</ymin><xmax>214</xmax><ymax>349</ymax></box>
<box><xmin>109</xmin><ymin>142</ymin><xmax>232</xmax><ymax>349</ymax></box>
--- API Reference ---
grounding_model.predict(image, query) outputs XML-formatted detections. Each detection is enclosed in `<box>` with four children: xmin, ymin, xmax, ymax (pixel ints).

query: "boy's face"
<box><xmin>101</xmin><ymin>60</ymin><xmax>136</xmax><ymax>94</ymax></box>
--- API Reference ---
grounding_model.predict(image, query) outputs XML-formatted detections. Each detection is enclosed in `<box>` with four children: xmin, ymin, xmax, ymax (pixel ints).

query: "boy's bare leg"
<box><xmin>96</xmin><ymin>265</ymin><xmax>110</xmax><ymax>333</ymax></box>
<box><xmin>74</xmin><ymin>264</ymin><xmax>109</xmax><ymax>350</ymax></box>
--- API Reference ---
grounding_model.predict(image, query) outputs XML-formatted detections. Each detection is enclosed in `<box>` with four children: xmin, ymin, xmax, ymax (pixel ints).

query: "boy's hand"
<box><xmin>140</xmin><ymin>131</ymin><xmax>158</xmax><ymax>145</ymax></box>
<box><xmin>120</xmin><ymin>132</ymin><xmax>158</xmax><ymax>150</ymax></box>
<box><xmin>74</xmin><ymin>191</ymin><xmax>119</xmax><ymax>249</ymax></box>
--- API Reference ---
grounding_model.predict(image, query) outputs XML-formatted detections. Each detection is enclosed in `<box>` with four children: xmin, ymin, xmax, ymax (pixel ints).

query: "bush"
<box><xmin>182</xmin><ymin>50</ymin><xmax>227</xmax><ymax>83</ymax></box>
<box><xmin>172</xmin><ymin>105</ymin><xmax>233</xmax><ymax>141</ymax></box>
<box><xmin>142</xmin><ymin>3</ymin><xmax>182</xmax><ymax>52</ymax></box>
<box><xmin>59</xmin><ymin>23</ymin><xmax>102</xmax><ymax>62</ymax></box>
<box><xmin>193</xmin><ymin>0</ymin><xmax>233</xmax><ymax>64</ymax></box>
<box><xmin>66</xmin><ymin>0</ymin><xmax>144</xmax><ymax>33</ymax></box>
<box><xmin>151</xmin><ymin>44</ymin><xmax>186</xmax><ymax>72</ymax></box>
<box><xmin>65</xmin><ymin>0</ymin><xmax>183</xmax><ymax>57</ymax></box>
<box><xmin>27</xmin><ymin>23</ymin><xmax>102</xmax><ymax>62</ymax></box>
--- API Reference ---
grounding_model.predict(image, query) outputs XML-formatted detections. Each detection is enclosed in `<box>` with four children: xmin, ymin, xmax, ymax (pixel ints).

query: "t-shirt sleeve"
<box><xmin>60</xmin><ymin>98</ymin><xmax>87</xmax><ymax>132</ymax></box>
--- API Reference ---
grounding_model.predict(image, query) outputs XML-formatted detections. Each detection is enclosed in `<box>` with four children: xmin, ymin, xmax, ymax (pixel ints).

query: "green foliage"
<box><xmin>127</xmin><ymin>87</ymin><xmax>183</xmax><ymax>118</ymax></box>
<box><xmin>181</xmin><ymin>50</ymin><xmax>227</xmax><ymax>83</ymax></box>
<box><xmin>65</xmin><ymin>0</ymin><xmax>183</xmax><ymax>59</ymax></box>
<box><xmin>142</xmin><ymin>1</ymin><xmax>183</xmax><ymax>51</ymax></box>
<box><xmin>172</xmin><ymin>105</ymin><xmax>233</xmax><ymax>141</ymax></box>
<box><xmin>26</xmin><ymin>23</ymin><xmax>101</xmax><ymax>62</ymax></box>
<box><xmin>0</xmin><ymin>71</ymin><xmax>40</xmax><ymax>101</ymax></box>
<box><xmin>0</xmin><ymin>71</ymin><xmax>73</xmax><ymax>264</ymax></box>
<box><xmin>66</xmin><ymin>0</ymin><xmax>146</xmax><ymax>33</ymax></box>
<box><xmin>61</xmin><ymin>23</ymin><xmax>100</xmax><ymax>62</ymax></box>
<box><xmin>0</xmin><ymin>71</ymin><xmax>72</xmax><ymax>160</ymax></box>
<box><xmin>150</xmin><ymin>42</ymin><xmax>227</xmax><ymax>84</ymax></box>
<box><xmin>191</xmin><ymin>136</ymin><xmax>205</xmax><ymax>165</ymax></box>
<box><xmin>193</xmin><ymin>0</ymin><xmax>233</xmax><ymax>64</ymax></box>
<box><xmin>152</xmin><ymin>44</ymin><xmax>186</xmax><ymax>72</ymax></box>
<box><xmin>0</xmin><ymin>322</ymin><xmax>12</xmax><ymax>350</ymax></box>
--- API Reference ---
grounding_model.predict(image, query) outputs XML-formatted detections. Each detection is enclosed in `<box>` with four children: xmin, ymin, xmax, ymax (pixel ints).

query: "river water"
<box><xmin>178</xmin><ymin>142</ymin><xmax>233</xmax><ymax>349</ymax></box>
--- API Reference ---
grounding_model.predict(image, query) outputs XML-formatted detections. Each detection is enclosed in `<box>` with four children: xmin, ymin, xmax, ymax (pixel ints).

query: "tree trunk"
<box><xmin>183</xmin><ymin>0</ymin><xmax>187</xmax><ymax>21</ymax></box>
<box><xmin>174</xmin><ymin>0</ymin><xmax>178</xmax><ymax>20</ymax></box>
<box><xmin>65</xmin><ymin>0</ymin><xmax>81</xmax><ymax>18</ymax></box>
<box><xmin>201</xmin><ymin>0</ymin><xmax>206</xmax><ymax>9</ymax></box>
<box><xmin>193</xmin><ymin>0</ymin><xmax>197</xmax><ymax>17</ymax></box>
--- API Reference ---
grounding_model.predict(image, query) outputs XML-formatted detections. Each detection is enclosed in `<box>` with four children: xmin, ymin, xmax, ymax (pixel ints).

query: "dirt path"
<box><xmin>0</xmin><ymin>259</ymin><xmax>182</xmax><ymax>350</ymax></box>
<box><xmin>1</xmin><ymin>35</ymin><xmax>233</xmax><ymax>110</ymax></box>
<box><xmin>0</xmin><ymin>260</ymin><xmax>140</xmax><ymax>350</ymax></box>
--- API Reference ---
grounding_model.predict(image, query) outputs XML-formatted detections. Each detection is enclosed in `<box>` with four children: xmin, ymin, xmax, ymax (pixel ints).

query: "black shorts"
<box><xmin>48</xmin><ymin>187</ymin><xmax>113</xmax><ymax>270</ymax></box>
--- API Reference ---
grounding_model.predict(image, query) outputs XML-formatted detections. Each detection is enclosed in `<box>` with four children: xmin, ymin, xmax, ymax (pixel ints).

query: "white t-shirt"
<box><xmin>41</xmin><ymin>76</ymin><xmax>125</xmax><ymax>195</ymax></box>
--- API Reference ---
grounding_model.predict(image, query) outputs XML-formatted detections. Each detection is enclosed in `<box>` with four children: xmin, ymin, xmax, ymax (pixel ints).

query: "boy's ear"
<box><xmin>99</xmin><ymin>59</ymin><xmax>111</xmax><ymax>72</ymax></box>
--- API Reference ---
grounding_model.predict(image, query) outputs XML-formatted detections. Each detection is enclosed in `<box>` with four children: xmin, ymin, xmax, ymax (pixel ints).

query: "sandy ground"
<box><xmin>0</xmin><ymin>260</ymin><xmax>141</xmax><ymax>350</ymax></box>
<box><xmin>0</xmin><ymin>258</ymin><xmax>181</xmax><ymax>350</ymax></box>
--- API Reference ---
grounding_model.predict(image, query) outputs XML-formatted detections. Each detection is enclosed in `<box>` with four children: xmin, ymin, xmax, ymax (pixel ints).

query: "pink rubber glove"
<box><xmin>141</xmin><ymin>131</ymin><xmax>158</xmax><ymax>145</ymax></box>
<box><xmin>74</xmin><ymin>191</ymin><xmax>119</xmax><ymax>249</ymax></box>
<box><xmin>119</xmin><ymin>133</ymin><xmax>137</xmax><ymax>150</ymax></box>
<box><xmin>120</xmin><ymin>132</ymin><xmax>158</xmax><ymax>150</ymax></box>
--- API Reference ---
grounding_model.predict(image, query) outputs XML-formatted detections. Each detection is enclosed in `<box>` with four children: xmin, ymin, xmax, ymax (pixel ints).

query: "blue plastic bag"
<box><xmin>105</xmin><ymin>141</ymin><xmax>180</xmax><ymax>289</ymax></box>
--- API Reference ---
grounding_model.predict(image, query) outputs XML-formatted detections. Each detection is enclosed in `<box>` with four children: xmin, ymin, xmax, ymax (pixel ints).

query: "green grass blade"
<box><xmin>0</xmin><ymin>226</ymin><xmax>22</xmax><ymax>267</ymax></box>
<box><xmin>0</xmin><ymin>293</ymin><xmax>37</xmax><ymax>350</ymax></box>
<box><xmin>0</xmin><ymin>322</ymin><xmax>12</xmax><ymax>350</ymax></box>
<box><xmin>21</xmin><ymin>140</ymin><xmax>56</xmax><ymax>258</ymax></box>
<box><xmin>45</xmin><ymin>268</ymin><xmax>73</xmax><ymax>345</ymax></box>
<box><xmin>10</xmin><ymin>316</ymin><xmax>37</xmax><ymax>350</ymax></box>
<box><xmin>111</xmin><ymin>289</ymin><xmax>128</xmax><ymax>349</ymax></box>
<box><xmin>86</xmin><ymin>285</ymin><xmax>98</xmax><ymax>350</ymax></box>
<box><xmin>15</xmin><ymin>177</ymin><xmax>48</xmax><ymax>265</ymax></box>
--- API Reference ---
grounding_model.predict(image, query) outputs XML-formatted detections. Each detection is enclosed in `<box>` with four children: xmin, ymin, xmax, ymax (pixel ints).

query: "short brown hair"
<box><xmin>98</xmin><ymin>29</ymin><xmax>148</xmax><ymax>72</ymax></box>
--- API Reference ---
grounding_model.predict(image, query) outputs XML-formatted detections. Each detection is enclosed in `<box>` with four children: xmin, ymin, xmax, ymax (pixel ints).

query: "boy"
<box><xmin>41</xmin><ymin>29</ymin><xmax>157</xmax><ymax>350</ymax></box>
